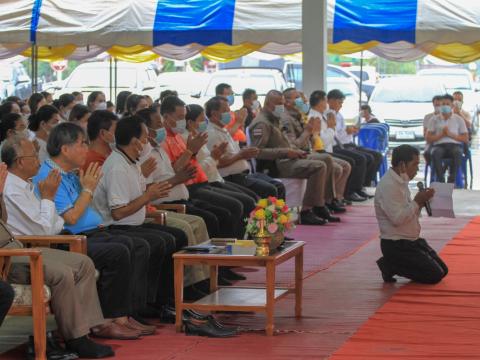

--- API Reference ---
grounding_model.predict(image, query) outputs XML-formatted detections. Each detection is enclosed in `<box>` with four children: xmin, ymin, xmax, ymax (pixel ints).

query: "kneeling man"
<box><xmin>375</xmin><ymin>145</ymin><xmax>448</xmax><ymax>284</ymax></box>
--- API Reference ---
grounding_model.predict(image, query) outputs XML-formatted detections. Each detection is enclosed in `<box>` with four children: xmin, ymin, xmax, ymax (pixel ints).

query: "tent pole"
<box><xmin>114</xmin><ymin>58</ymin><xmax>118</xmax><ymax>102</ymax></box>
<box><xmin>359</xmin><ymin>50</ymin><xmax>364</xmax><ymax>111</ymax></box>
<box><xmin>31</xmin><ymin>44</ymin><xmax>38</xmax><ymax>94</ymax></box>
<box><xmin>109</xmin><ymin>57</ymin><xmax>113</xmax><ymax>102</ymax></box>
<box><xmin>302</xmin><ymin>0</ymin><xmax>327</xmax><ymax>96</ymax></box>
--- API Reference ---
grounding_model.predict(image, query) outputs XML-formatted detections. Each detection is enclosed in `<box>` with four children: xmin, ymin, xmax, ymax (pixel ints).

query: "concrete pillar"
<box><xmin>302</xmin><ymin>0</ymin><xmax>327</xmax><ymax>97</ymax></box>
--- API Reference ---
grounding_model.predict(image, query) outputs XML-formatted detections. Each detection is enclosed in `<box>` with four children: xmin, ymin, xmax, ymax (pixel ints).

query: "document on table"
<box><xmin>429</xmin><ymin>182</ymin><xmax>455</xmax><ymax>218</ymax></box>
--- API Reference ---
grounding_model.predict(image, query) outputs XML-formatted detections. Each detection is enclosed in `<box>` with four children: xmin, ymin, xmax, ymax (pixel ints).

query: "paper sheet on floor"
<box><xmin>430</xmin><ymin>182</ymin><xmax>455</xmax><ymax>218</ymax></box>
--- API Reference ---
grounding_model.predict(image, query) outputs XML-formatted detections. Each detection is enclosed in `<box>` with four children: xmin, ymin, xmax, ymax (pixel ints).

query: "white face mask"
<box><xmin>139</xmin><ymin>141</ymin><xmax>153</xmax><ymax>159</ymax></box>
<box><xmin>453</xmin><ymin>100</ymin><xmax>463</xmax><ymax>110</ymax></box>
<box><xmin>64</xmin><ymin>110</ymin><xmax>71</xmax><ymax>121</ymax></box>
<box><xmin>252</xmin><ymin>100</ymin><xmax>261</xmax><ymax>111</ymax></box>
<box><xmin>172</xmin><ymin>119</ymin><xmax>186</xmax><ymax>134</ymax></box>
<box><xmin>95</xmin><ymin>102</ymin><xmax>107</xmax><ymax>111</ymax></box>
<box><xmin>273</xmin><ymin>104</ymin><xmax>285</xmax><ymax>117</ymax></box>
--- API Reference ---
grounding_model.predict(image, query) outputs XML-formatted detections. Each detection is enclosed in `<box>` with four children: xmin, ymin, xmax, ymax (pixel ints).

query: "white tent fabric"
<box><xmin>0</xmin><ymin>0</ymin><xmax>479</xmax><ymax>62</ymax></box>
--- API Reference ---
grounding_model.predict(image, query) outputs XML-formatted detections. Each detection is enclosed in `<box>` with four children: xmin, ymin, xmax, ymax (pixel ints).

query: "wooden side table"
<box><xmin>173</xmin><ymin>241</ymin><xmax>304</xmax><ymax>336</ymax></box>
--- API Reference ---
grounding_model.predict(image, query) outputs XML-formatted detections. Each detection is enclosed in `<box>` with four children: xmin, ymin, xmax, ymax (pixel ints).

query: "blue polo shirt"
<box><xmin>33</xmin><ymin>159</ymin><xmax>103</xmax><ymax>234</ymax></box>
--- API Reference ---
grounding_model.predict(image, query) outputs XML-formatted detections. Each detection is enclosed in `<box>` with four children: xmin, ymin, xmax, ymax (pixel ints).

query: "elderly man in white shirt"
<box><xmin>374</xmin><ymin>144</ymin><xmax>448</xmax><ymax>284</ymax></box>
<box><xmin>426</xmin><ymin>94</ymin><xmax>468</xmax><ymax>184</ymax></box>
<box><xmin>1</xmin><ymin>135</ymin><xmax>114</xmax><ymax>358</ymax></box>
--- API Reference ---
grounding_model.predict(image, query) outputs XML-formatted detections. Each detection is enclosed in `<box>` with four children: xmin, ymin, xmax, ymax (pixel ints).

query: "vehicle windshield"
<box><xmin>371</xmin><ymin>80</ymin><xmax>443</xmax><ymax>103</ymax></box>
<box><xmin>350</xmin><ymin>70</ymin><xmax>369</xmax><ymax>81</ymax></box>
<box><xmin>206</xmin><ymin>74</ymin><xmax>277</xmax><ymax>96</ymax></box>
<box><xmin>420</xmin><ymin>74</ymin><xmax>472</xmax><ymax>91</ymax></box>
<box><xmin>66</xmin><ymin>67</ymin><xmax>138</xmax><ymax>88</ymax></box>
<box><xmin>327</xmin><ymin>82</ymin><xmax>357</xmax><ymax>97</ymax></box>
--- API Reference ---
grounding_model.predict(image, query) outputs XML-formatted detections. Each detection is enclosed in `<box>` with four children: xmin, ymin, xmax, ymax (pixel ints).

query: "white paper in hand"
<box><xmin>429</xmin><ymin>182</ymin><xmax>455</xmax><ymax>218</ymax></box>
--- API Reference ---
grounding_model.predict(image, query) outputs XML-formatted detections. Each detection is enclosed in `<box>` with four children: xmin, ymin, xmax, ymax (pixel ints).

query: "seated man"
<box><xmin>423</xmin><ymin>95</ymin><xmax>443</xmax><ymax>165</ymax></box>
<box><xmin>357</xmin><ymin>104</ymin><xmax>380</xmax><ymax>125</ymax></box>
<box><xmin>249</xmin><ymin>90</ymin><xmax>330</xmax><ymax>226</ymax></box>
<box><xmin>0</xmin><ymin>139</ymin><xmax>114</xmax><ymax>358</ymax></box>
<box><xmin>215</xmin><ymin>83</ymin><xmax>247</xmax><ymax>144</ymax></box>
<box><xmin>31</xmin><ymin>123</ymin><xmax>155</xmax><ymax>339</ymax></box>
<box><xmin>426</xmin><ymin>94</ymin><xmax>468</xmax><ymax>184</ymax></box>
<box><xmin>375</xmin><ymin>145</ymin><xmax>448</xmax><ymax>284</ymax></box>
<box><xmin>452</xmin><ymin>91</ymin><xmax>472</xmax><ymax>131</ymax></box>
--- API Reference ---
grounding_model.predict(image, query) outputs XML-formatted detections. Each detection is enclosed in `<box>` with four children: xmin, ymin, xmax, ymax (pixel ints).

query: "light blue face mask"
<box><xmin>198</xmin><ymin>121</ymin><xmax>208</xmax><ymax>132</ymax></box>
<box><xmin>295</xmin><ymin>98</ymin><xmax>310</xmax><ymax>113</ymax></box>
<box><xmin>226</xmin><ymin>95</ymin><xmax>235</xmax><ymax>106</ymax></box>
<box><xmin>151</xmin><ymin>127</ymin><xmax>166</xmax><ymax>144</ymax></box>
<box><xmin>440</xmin><ymin>105</ymin><xmax>452</xmax><ymax>114</ymax></box>
<box><xmin>172</xmin><ymin>119</ymin><xmax>186</xmax><ymax>134</ymax></box>
<box><xmin>220</xmin><ymin>112</ymin><xmax>231</xmax><ymax>125</ymax></box>
<box><xmin>273</xmin><ymin>104</ymin><xmax>285</xmax><ymax>117</ymax></box>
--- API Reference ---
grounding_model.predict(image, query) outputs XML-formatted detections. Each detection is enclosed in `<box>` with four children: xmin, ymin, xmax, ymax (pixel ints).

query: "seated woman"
<box><xmin>28</xmin><ymin>105</ymin><xmax>61</xmax><ymax>162</ymax></box>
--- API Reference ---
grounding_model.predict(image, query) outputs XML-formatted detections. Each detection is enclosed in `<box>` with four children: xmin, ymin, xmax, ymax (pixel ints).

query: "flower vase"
<box><xmin>254</xmin><ymin>219</ymin><xmax>271</xmax><ymax>256</ymax></box>
<box><xmin>269</xmin><ymin>231</ymin><xmax>285</xmax><ymax>251</ymax></box>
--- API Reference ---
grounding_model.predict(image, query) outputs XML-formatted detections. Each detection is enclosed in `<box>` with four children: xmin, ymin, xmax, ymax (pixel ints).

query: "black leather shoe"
<box><xmin>376</xmin><ymin>258</ymin><xmax>396</xmax><ymax>283</ymax></box>
<box><xmin>327</xmin><ymin>202</ymin><xmax>347</xmax><ymax>213</ymax></box>
<box><xmin>184</xmin><ymin>310</ymin><xmax>239</xmax><ymax>332</ymax></box>
<box><xmin>159</xmin><ymin>305</ymin><xmax>177</xmax><ymax>324</ymax></box>
<box><xmin>313</xmin><ymin>206</ymin><xmax>341</xmax><ymax>222</ymax></box>
<box><xmin>219</xmin><ymin>267</ymin><xmax>246</xmax><ymax>281</ymax></box>
<box><xmin>27</xmin><ymin>332</ymin><xmax>79</xmax><ymax>360</ymax></box>
<box><xmin>346</xmin><ymin>193</ymin><xmax>367</xmax><ymax>202</ymax></box>
<box><xmin>66</xmin><ymin>336</ymin><xmax>114</xmax><ymax>359</ymax></box>
<box><xmin>300</xmin><ymin>210</ymin><xmax>327</xmax><ymax>225</ymax></box>
<box><xmin>357</xmin><ymin>190</ymin><xmax>374</xmax><ymax>199</ymax></box>
<box><xmin>184</xmin><ymin>318</ymin><xmax>237</xmax><ymax>338</ymax></box>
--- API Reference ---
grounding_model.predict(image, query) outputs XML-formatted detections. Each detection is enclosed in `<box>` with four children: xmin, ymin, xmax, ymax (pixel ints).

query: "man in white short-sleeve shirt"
<box><xmin>426</xmin><ymin>94</ymin><xmax>468</xmax><ymax>183</ymax></box>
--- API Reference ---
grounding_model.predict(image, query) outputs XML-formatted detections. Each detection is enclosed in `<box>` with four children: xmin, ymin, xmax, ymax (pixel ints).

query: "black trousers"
<box><xmin>188</xmin><ymin>183</ymin><xmax>244</xmax><ymax>239</ymax></box>
<box><xmin>109</xmin><ymin>223</ymin><xmax>186</xmax><ymax>305</ymax></box>
<box><xmin>344</xmin><ymin>144</ymin><xmax>382</xmax><ymax>186</ymax></box>
<box><xmin>224</xmin><ymin>172</ymin><xmax>285</xmax><ymax>200</ymax></box>
<box><xmin>0</xmin><ymin>280</ymin><xmax>14</xmax><ymax>325</ymax></box>
<box><xmin>379</xmin><ymin>238</ymin><xmax>448</xmax><ymax>284</ymax></box>
<box><xmin>332</xmin><ymin>147</ymin><xmax>366</xmax><ymax>194</ymax></box>
<box><xmin>210</xmin><ymin>181</ymin><xmax>256</xmax><ymax>219</ymax></box>
<box><xmin>431</xmin><ymin>143</ymin><xmax>463</xmax><ymax>183</ymax></box>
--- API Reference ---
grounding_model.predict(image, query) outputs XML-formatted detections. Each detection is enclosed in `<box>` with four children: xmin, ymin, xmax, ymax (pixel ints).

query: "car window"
<box><xmin>66</xmin><ymin>67</ymin><xmax>138</xmax><ymax>88</ymax></box>
<box><xmin>420</xmin><ymin>74</ymin><xmax>472</xmax><ymax>91</ymax></box>
<box><xmin>350</xmin><ymin>70</ymin><xmax>369</xmax><ymax>81</ymax></box>
<box><xmin>371</xmin><ymin>80</ymin><xmax>443</xmax><ymax>103</ymax></box>
<box><xmin>205</xmin><ymin>74</ymin><xmax>277</xmax><ymax>96</ymax></box>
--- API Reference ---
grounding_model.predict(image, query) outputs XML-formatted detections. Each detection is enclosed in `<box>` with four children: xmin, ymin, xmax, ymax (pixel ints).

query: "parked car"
<box><xmin>157</xmin><ymin>71</ymin><xmax>210</xmax><ymax>104</ymax></box>
<box><xmin>56</xmin><ymin>61</ymin><xmax>160</xmax><ymax>102</ymax></box>
<box><xmin>368</xmin><ymin>76</ymin><xmax>446</xmax><ymax>147</ymax></box>
<box><xmin>418</xmin><ymin>68</ymin><xmax>480</xmax><ymax>132</ymax></box>
<box><xmin>191</xmin><ymin>68</ymin><xmax>288</xmax><ymax>110</ymax></box>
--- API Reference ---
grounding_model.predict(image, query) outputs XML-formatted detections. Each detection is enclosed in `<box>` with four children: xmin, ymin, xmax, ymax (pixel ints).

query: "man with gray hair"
<box><xmin>1</xmin><ymin>135</ymin><xmax>114</xmax><ymax>358</ymax></box>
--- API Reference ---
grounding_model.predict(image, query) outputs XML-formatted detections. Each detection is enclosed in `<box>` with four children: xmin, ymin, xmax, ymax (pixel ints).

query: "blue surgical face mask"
<box><xmin>220</xmin><ymin>112</ymin><xmax>231</xmax><ymax>125</ymax></box>
<box><xmin>172</xmin><ymin>119</ymin><xmax>186</xmax><ymax>134</ymax></box>
<box><xmin>151</xmin><ymin>127</ymin><xmax>166</xmax><ymax>144</ymax></box>
<box><xmin>198</xmin><ymin>121</ymin><xmax>208</xmax><ymax>132</ymax></box>
<box><xmin>440</xmin><ymin>105</ymin><xmax>452</xmax><ymax>114</ymax></box>
<box><xmin>226</xmin><ymin>95</ymin><xmax>234</xmax><ymax>106</ymax></box>
<box><xmin>273</xmin><ymin>104</ymin><xmax>285</xmax><ymax>117</ymax></box>
<box><xmin>295</xmin><ymin>98</ymin><xmax>310</xmax><ymax>114</ymax></box>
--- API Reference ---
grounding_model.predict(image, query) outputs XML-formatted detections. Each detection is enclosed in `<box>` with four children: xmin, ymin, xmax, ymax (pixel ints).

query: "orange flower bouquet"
<box><xmin>246</xmin><ymin>196</ymin><xmax>295</xmax><ymax>237</ymax></box>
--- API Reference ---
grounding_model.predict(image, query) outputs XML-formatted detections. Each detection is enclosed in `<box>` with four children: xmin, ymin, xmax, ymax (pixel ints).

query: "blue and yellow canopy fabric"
<box><xmin>0</xmin><ymin>0</ymin><xmax>479</xmax><ymax>63</ymax></box>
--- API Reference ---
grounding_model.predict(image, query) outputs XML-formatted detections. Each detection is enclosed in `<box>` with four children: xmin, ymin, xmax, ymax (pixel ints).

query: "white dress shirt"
<box><xmin>333</xmin><ymin>110</ymin><xmax>354</xmax><ymax>145</ymax></box>
<box><xmin>309</xmin><ymin>108</ymin><xmax>335</xmax><ymax>153</ymax></box>
<box><xmin>374</xmin><ymin>168</ymin><xmax>421</xmax><ymax>241</ymax></box>
<box><xmin>4</xmin><ymin>172</ymin><xmax>64</xmax><ymax>236</ymax></box>
<box><xmin>427</xmin><ymin>113</ymin><xmax>468</xmax><ymax>146</ymax></box>
<box><xmin>93</xmin><ymin>149</ymin><xmax>146</xmax><ymax>226</ymax></box>
<box><xmin>141</xmin><ymin>145</ymin><xmax>190</xmax><ymax>203</ymax></box>
<box><xmin>206</xmin><ymin>123</ymin><xmax>250</xmax><ymax>177</ymax></box>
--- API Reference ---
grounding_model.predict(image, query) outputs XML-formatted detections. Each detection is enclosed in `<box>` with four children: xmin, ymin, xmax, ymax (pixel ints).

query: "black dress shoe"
<box><xmin>376</xmin><ymin>258</ymin><xmax>396</xmax><ymax>283</ymax></box>
<box><xmin>159</xmin><ymin>305</ymin><xmax>177</xmax><ymax>323</ymax></box>
<box><xmin>27</xmin><ymin>333</ymin><xmax>79</xmax><ymax>360</ymax></box>
<box><xmin>357</xmin><ymin>190</ymin><xmax>374</xmax><ymax>199</ymax></box>
<box><xmin>313</xmin><ymin>206</ymin><xmax>341</xmax><ymax>222</ymax></box>
<box><xmin>219</xmin><ymin>267</ymin><xmax>246</xmax><ymax>281</ymax></box>
<box><xmin>284</xmin><ymin>236</ymin><xmax>294</xmax><ymax>240</ymax></box>
<box><xmin>66</xmin><ymin>336</ymin><xmax>114</xmax><ymax>359</ymax></box>
<box><xmin>327</xmin><ymin>202</ymin><xmax>347</xmax><ymax>213</ymax></box>
<box><xmin>300</xmin><ymin>210</ymin><xmax>327</xmax><ymax>225</ymax></box>
<box><xmin>184</xmin><ymin>310</ymin><xmax>239</xmax><ymax>332</ymax></box>
<box><xmin>346</xmin><ymin>193</ymin><xmax>367</xmax><ymax>202</ymax></box>
<box><xmin>184</xmin><ymin>318</ymin><xmax>237</xmax><ymax>338</ymax></box>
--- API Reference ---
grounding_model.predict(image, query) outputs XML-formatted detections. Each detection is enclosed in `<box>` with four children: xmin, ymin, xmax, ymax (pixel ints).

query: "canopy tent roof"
<box><xmin>1</xmin><ymin>0</ymin><xmax>480</xmax><ymax>63</ymax></box>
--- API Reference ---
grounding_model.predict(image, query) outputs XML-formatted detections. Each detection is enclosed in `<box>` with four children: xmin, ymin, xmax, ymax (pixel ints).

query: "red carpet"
<box><xmin>1</xmin><ymin>207</ymin><xmax>473</xmax><ymax>359</ymax></box>
<box><xmin>331</xmin><ymin>216</ymin><xmax>480</xmax><ymax>359</ymax></box>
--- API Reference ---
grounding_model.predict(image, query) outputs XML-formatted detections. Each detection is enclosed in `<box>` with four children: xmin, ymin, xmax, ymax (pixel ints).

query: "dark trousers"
<box><xmin>210</xmin><ymin>181</ymin><xmax>256</xmax><ymax>218</ymax></box>
<box><xmin>344</xmin><ymin>144</ymin><xmax>382</xmax><ymax>186</ymax></box>
<box><xmin>0</xmin><ymin>280</ymin><xmax>14</xmax><ymax>325</ymax></box>
<box><xmin>188</xmin><ymin>184</ymin><xmax>244</xmax><ymax>239</ymax></box>
<box><xmin>85</xmin><ymin>231</ymin><xmax>132</xmax><ymax>319</ymax></box>
<box><xmin>431</xmin><ymin>143</ymin><xmax>463</xmax><ymax>183</ymax></box>
<box><xmin>224</xmin><ymin>172</ymin><xmax>285</xmax><ymax>200</ymax></box>
<box><xmin>332</xmin><ymin>147</ymin><xmax>366</xmax><ymax>194</ymax></box>
<box><xmin>109</xmin><ymin>223</ymin><xmax>186</xmax><ymax>305</ymax></box>
<box><xmin>225</xmin><ymin>180</ymin><xmax>260</xmax><ymax>201</ymax></box>
<box><xmin>379</xmin><ymin>238</ymin><xmax>448</xmax><ymax>284</ymax></box>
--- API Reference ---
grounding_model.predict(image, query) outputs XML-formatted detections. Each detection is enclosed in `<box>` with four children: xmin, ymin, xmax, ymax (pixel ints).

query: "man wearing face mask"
<box><xmin>248</xmin><ymin>90</ymin><xmax>331</xmax><ymax>226</ymax></box>
<box><xmin>215</xmin><ymin>83</ymin><xmax>247</xmax><ymax>144</ymax></box>
<box><xmin>83</xmin><ymin>110</ymin><xmax>118</xmax><ymax>170</ymax></box>
<box><xmin>423</xmin><ymin>95</ymin><xmax>443</xmax><ymax>165</ymax></box>
<box><xmin>242</xmin><ymin>88</ymin><xmax>261</xmax><ymax>129</ymax></box>
<box><xmin>375</xmin><ymin>145</ymin><xmax>448</xmax><ymax>284</ymax></box>
<box><xmin>452</xmin><ymin>91</ymin><xmax>472</xmax><ymax>131</ymax></box>
<box><xmin>426</xmin><ymin>94</ymin><xmax>468</xmax><ymax>184</ymax></box>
